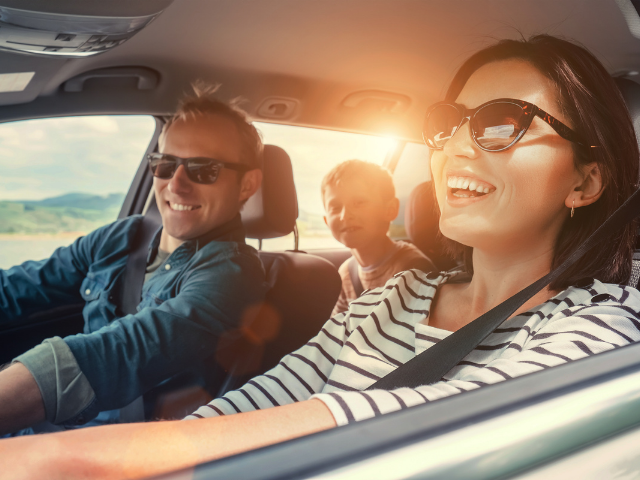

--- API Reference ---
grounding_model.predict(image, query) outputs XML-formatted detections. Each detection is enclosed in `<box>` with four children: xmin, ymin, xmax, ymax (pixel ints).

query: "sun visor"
<box><xmin>0</xmin><ymin>0</ymin><xmax>173</xmax><ymax>57</ymax></box>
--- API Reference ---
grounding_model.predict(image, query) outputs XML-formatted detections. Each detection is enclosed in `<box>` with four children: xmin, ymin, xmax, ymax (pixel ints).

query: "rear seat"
<box><xmin>616</xmin><ymin>78</ymin><xmax>640</xmax><ymax>289</ymax></box>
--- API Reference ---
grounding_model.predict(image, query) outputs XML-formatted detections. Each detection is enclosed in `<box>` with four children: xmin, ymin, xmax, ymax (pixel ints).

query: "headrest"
<box><xmin>615</xmin><ymin>77</ymin><xmax>640</xmax><ymax>149</ymax></box>
<box><xmin>242</xmin><ymin>144</ymin><xmax>298</xmax><ymax>239</ymax></box>
<box><xmin>404</xmin><ymin>181</ymin><xmax>440</xmax><ymax>256</ymax></box>
<box><xmin>404</xmin><ymin>181</ymin><xmax>456</xmax><ymax>271</ymax></box>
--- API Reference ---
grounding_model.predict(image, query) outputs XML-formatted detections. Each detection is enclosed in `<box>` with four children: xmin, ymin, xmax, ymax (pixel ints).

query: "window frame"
<box><xmin>118</xmin><ymin>116</ymin><xmax>164</xmax><ymax>218</ymax></box>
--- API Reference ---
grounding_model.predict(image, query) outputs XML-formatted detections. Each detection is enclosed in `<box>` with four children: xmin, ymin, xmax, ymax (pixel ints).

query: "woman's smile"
<box><xmin>445</xmin><ymin>173</ymin><xmax>496</xmax><ymax>206</ymax></box>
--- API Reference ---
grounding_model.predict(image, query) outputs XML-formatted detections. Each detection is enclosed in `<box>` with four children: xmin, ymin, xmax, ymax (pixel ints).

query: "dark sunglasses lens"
<box><xmin>425</xmin><ymin>104</ymin><xmax>462</xmax><ymax>148</ymax></box>
<box><xmin>187</xmin><ymin>158</ymin><xmax>221</xmax><ymax>184</ymax></box>
<box><xmin>149</xmin><ymin>155</ymin><xmax>177</xmax><ymax>179</ymax></box>
<box><xmin>473</xmin><ymin>103</ymin><xmax>525</xmax><ymax>150</ymax></box>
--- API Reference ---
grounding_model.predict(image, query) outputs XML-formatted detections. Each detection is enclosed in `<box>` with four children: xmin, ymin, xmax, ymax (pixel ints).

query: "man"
<box><xmin>0</xmin><ymin>83</ymin><xmax>267</xmax><ymax>435</ymax></box>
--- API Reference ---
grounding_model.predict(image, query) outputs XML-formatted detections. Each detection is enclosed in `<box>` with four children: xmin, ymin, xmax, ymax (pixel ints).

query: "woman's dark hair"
<box><xmin>441</xmin><ymin>34</ymin><xmax>639</xmax><ymax>290</ymax></box>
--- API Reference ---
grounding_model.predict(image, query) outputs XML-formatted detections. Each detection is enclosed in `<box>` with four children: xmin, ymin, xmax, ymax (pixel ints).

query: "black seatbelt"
<box><xmin>119</xmin><ymin>215</ymin><xmax>160</xmax><ymax>315</ymax></box>
<box><xmin>348</xmin><ymin>257</ymin><xmax>365</xmax><ymax>297</ymax></box>
<box><xmin>117</xmin><ymin>215</ymin><xmax>160</xmax><ymax>423</ymax></box>
<box><xmin>369</xmin><ymin>187</ymin><xmax>640</xmax><ymax>391</ymax></box>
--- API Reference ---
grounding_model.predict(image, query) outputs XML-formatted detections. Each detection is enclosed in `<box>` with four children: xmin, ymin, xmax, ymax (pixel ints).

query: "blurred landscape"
<box><xmin>0</xmin><ymin>192</ymin><xmax>124</xmax><ymax>235</ymax></box>
<box><xmin>0</xmin><ymin>192</ymin><xmax>123</xmax><ymax>268</ymax></box>
<box><xmin>0</xmin><ymin>190</ymin><xmax>408</xmax><ymax>267</ymax></box>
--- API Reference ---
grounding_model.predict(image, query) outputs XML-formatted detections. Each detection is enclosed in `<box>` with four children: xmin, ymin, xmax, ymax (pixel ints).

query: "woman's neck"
<box><xmin>463</xmin><ymin>246</ymin><xmax>557</xmax><ymax>317</ymax></box>
<box><xmin>428</xmin><ymin>241</ymin><xmax>559</xmax><ymax>332</ymax></box>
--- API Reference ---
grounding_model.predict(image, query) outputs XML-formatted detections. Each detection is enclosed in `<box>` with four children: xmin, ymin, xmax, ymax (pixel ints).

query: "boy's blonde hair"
<box><xmin>321</xmin><ymin>159</ymin><xmax>395</xmax><ymax>204</ymax></box>
<box><xmin>160</xmin><ymin>81</ymin><xmax>263</xmax><ymax>171</ymax></box>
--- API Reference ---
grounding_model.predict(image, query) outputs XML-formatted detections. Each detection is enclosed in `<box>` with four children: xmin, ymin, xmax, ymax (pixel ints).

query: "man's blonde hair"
<box><xmin>321</xmin><ymin>159</ymin><xmax>395</xmax><ymax>204</ymax></box>
<box><xmin>161</xmin><ymin>81</ymin><xmax>263</xmax><ymax>171</ymax></box>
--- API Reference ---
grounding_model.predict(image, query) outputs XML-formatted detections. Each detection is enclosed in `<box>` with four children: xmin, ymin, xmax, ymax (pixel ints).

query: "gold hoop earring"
<box><xmin>571</xmin><ymin>200</ymin><xmax>575</xmax><ymax>218</ymax></box>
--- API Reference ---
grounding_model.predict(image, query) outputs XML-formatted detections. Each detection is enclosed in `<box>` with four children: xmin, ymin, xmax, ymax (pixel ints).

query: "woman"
<box><xmin>3</xmin><ymin>34</ymin><xmax>640</xmax><ymax>479</ymax></box>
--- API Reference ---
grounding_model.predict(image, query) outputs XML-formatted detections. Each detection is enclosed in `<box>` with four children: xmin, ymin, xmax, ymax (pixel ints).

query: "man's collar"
<box><xmin>150</xmin><ymin>213</ymin><xmax>246</xmax><ymax>258</ymax></box>
<box><xmin>192</xmin><ymin>213</ymin><xmax>245</xmax><ymax>250</ymax></box>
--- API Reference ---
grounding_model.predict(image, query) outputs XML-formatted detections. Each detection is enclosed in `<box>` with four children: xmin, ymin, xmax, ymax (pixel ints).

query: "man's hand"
<box><xmin>0</xmin><ymin>363</ymin><xmax>45</xmax><ymax>435</ymax></box>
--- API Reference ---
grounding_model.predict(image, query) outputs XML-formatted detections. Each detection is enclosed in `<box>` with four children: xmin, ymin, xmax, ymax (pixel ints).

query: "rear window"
<box><xmin>252</xmin><ymin>122</ymin><xmax>397</xmax><ymax>251</ymax></box>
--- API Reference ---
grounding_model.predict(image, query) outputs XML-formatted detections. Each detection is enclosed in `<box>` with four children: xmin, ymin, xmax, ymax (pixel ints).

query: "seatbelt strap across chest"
<box><xmin>119</xmin><ymin>215</ymin><xmax>160</xmax><ymax>315</ymax></box>
<box><xmin>368</xmin><ymin>186</ymin><xmax>640</xmax><ymax>391</ymax></box>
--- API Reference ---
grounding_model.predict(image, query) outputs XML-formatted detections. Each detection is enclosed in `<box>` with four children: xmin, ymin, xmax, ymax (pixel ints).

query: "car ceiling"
<box><xmin>1</xmin><ymin>0</ymin><xmax>640</xmax><ymax>143</ymax></box>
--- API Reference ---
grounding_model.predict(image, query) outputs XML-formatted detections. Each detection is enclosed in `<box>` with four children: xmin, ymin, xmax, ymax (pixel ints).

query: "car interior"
<box><xmin>4</xmin><ymin>0</ymin><xmax>640</xmax><ymax>477</ymax></box>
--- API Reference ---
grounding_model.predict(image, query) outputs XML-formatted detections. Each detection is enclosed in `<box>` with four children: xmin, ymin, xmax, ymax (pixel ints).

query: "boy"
<box><xmin>321</xmin><ymin>160</ymin><xmax>435</xmax><ymax>315</ymax></box>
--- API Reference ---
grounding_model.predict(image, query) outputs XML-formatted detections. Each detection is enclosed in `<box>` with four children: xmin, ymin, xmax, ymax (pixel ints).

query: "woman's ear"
<box><xmin>565</xmin><ymin>163</ymin><xmax>604</xmax><ymax>209</ymax></box>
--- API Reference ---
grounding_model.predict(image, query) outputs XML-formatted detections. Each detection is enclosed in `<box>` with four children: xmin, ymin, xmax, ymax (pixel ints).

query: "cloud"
<box><xmin>0</xmin><ymin>115</ymin><xmax>156</xmax><ymax>200</ymax></box>
<box><xmin>61</xmin><ymin>116</ymin><xmax>121</xmax><ymax>134</ymax></box>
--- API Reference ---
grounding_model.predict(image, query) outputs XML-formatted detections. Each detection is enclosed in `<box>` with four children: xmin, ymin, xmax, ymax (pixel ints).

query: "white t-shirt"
<box><xmin>187</xmin><ymin>269</ymin><xmax>640</xmax><ymax>426</ymax></box>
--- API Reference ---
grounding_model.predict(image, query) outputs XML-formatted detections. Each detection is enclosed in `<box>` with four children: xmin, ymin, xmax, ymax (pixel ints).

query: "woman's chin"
<box><xmin>439</xmin><ymin>224</ymin><xmax>488</xmax><ymax>250</ymax></box>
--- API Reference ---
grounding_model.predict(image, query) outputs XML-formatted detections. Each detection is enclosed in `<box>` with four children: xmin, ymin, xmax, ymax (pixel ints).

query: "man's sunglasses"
<box><xmin>147</xmin><ymin>153</ymin><xmax>251</xmax><ymax>185</ymax></box>
<box><xmin>422</xmin><ymin>98</ymin><xmax>588</xmax><ymax>152</ymax></box>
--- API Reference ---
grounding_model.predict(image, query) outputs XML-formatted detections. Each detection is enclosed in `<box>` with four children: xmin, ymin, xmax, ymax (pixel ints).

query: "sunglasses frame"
<box><xmin>147</xmin><ymin>153</ymin><xmax>251</xmax><ymax>184</ymax></box>
<box><xmin>422</xmin><ymin>97</ymin><xmax>587</xmax><ymax>152</ymax></box>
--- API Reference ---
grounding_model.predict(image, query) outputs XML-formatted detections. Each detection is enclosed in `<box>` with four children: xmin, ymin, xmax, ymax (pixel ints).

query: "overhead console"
<box><xmin>0</xmin><ymin>0</ymin><xmax>173</xmax><ymax>57</ymax></box>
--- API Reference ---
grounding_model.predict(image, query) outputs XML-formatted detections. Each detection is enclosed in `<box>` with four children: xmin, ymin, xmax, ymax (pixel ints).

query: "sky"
<box><xmin>0</xmin><ymin>115</ymin><xmax>155</xmax><ymax>201</ymax></box>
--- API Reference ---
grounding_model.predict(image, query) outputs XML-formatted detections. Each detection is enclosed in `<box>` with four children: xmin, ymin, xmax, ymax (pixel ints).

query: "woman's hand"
<box><xmin>0</xmin><ymin>399</ymin><xmax>336</xmax><ymax>480</ymax></box>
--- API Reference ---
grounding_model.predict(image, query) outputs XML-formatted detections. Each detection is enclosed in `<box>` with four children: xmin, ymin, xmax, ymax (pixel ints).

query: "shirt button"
<box><xmin>164</xmin><ymin>264</ymin><xmax>171</xmax><ymax>271</ymax></box>
<box><xmin>591</xmin><ymin>293</ymin><xmax>615</xmax><ymax>303</ymax></box>
<box><xmin>85</xmin><ymin>289</ymin><xmax>91</xmax><ymax>295</ymax></box>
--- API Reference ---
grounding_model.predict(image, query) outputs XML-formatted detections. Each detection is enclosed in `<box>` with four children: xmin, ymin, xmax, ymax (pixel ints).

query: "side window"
<box><xmin>0</xmin><ymin>115</ymin><xmax>157</xmax><ymax>268</ymax></box>
<box><xmin>253</xmin><ymin>122</ymin><xmax>397</xmax><ymax>250</ymax></box>
<box><xmin>390</xmin><ymin>142</ymin><xmax>431</xmax><ymax>239</ymax></box>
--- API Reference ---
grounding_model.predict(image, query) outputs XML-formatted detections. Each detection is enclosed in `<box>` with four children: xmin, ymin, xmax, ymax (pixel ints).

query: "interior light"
<box><xmin>0</xmin><ymin>1</ymin><xmax>173</xmax><ymax>57</ymax></box>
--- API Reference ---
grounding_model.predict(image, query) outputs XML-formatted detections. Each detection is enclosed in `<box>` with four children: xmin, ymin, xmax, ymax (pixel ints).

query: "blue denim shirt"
<box><xmin>2</xmin><ymin>214</ymin><xmax>266</xmax><ymax>424</ymax></box>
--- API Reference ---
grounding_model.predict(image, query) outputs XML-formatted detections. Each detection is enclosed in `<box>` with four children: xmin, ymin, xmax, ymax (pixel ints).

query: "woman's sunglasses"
<box><xmin>147</xmin><ymin>153</ymin><xmax>251</xmax><ymax>185</ymax></box>
<box><xmin>422</xmin><ymin>98</ymin><xmax>588</xmax><ymax>152</ymax></box>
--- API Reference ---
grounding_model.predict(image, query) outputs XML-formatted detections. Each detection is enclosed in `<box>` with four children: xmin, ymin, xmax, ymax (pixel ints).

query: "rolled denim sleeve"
<box><xmin>63</xmin><ymin>245</ymin><xmax>267</xmax><ymax>423</ymax></box>
<box><xmin>14</xmin><ymin>336</ymin><xmax>95</xmax><ymax>424</ymax></box>
<box><xmin>0</xmin><ymin>221</ymin><xmax>122</xmax><ymax>323</ymax></box>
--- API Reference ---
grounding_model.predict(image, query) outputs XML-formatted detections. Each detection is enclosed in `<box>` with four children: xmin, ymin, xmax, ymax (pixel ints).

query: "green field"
<box><xmin>0</xmin><ymin>193</ymin><xmax>124</xmax><ymax>235</ymax></box>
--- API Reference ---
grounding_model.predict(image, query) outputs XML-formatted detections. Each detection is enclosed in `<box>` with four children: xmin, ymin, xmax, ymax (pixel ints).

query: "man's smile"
<box><xmin>167</xmin><ymin>201</ymin><xmax>202</xmax><ymax>212</ymax></box>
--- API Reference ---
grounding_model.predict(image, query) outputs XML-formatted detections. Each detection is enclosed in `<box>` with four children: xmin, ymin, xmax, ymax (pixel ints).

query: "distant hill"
<box><xmin>0</xmin><ymin>192</ymin><xmax>125</xmax><ymax>235</ymax></box>
<box><xmin>20</xmin><ymin>193</ymin><xmax>125</xmax><ymax>211</ymax></box>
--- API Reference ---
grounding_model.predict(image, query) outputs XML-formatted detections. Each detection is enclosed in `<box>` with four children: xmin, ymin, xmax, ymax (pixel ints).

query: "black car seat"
<box><xmin>404</xmin><ymin>181</ymin><xmax>458</xmax><ymax>271</ymax></box>
<box><xmin>213</xmin><ymin>145</ymin><xmax>342</xmax><ymax>391</ymax></box>
<box><xmin>615</xmin><ymin>77</ymin><xmax>640</xmax><ymax>288</ymax></box>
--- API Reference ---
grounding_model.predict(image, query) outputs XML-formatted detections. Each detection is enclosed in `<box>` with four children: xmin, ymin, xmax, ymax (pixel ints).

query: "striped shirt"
<box><xmin>187</xmin><ymin>269</ymin><xmax>640</xmax><ymax>426</ymax></box>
